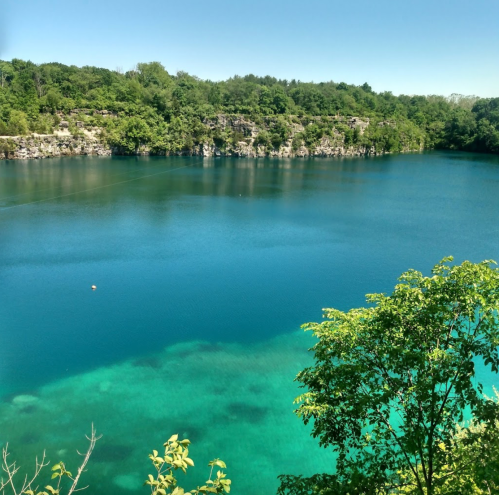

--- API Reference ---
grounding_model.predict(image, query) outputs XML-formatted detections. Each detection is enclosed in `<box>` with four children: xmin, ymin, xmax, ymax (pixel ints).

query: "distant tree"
<box><xmin>272</xmin><ymin>86</ymin><xmax>289</xmax><ymax>114</ymax></box>
<box><xmin>7</xmin><ymin>110</ymin><xmax>29</xmax><ymax>135</ymax></box>
<box><xmin>444</xmin><ymin>108</ymin><xmax>477</xmax><ymax>149</ymax></box>
<box><xmin>45</xmin><ymin>89</ymin><xmax>62</xmax><ymax>113</ymax></box>
<box><xmin>111</xmin><ymin>117</ymin><xmax>152</xmax><ymax>153</ymax></box>
<box><xmin>258</xmin><ymin>86</ymin><xmax>274</xmax><ymax>114</ymax></box>
<box><xmin>361</xmin><ymin>82</ymin><xmax>372</xmax><ymax>93</ymax></box>
<box><xmin>0</xmin><ymin>61</ymin><xmax>14</xmax><ymax>88</ymax></box>
<box><xmin>137</xmin><ymin>62</ymin><xmax>171</xmax><ymax>89</ymax></box>
<box><xmin>208</xmin><ymin>84</ymin><xmax>223</xmax><ymax>108</ymax></box>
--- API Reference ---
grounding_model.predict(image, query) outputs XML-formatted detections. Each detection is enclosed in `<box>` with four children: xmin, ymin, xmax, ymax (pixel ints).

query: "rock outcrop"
<box><xmin>0</xmin><ymin>114</ymin><xmax>397</xmax><ymax>160</ymax></box>
<box><xmin>0</xmin><ymin>133</ymin><xmax>111</xmax><ymax>160</ymax></box>
<box><xmin>190</xmin><ymin>140</ymin><xmax>377</xmax><ymax>158</ymax></box>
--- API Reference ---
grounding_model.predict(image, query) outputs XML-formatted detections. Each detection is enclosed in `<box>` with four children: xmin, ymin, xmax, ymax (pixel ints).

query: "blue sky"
<box><xmin>1</xmin><ymin>0</ymin><xmax>497</xmax><ymax>97</ymax></box>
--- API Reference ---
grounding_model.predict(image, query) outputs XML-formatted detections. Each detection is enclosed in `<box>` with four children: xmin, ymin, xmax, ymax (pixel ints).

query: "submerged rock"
<box><xmin>12</xmin><ymin>394</ymin><xmax>39</xmax><ymax>407</ymax></box>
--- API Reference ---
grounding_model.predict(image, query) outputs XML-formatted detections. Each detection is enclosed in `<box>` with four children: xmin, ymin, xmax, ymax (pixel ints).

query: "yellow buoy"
<box><xmin>91</xmin><ymin>285</ymin><xmax>97</xmax><ymax>290</ymax></box>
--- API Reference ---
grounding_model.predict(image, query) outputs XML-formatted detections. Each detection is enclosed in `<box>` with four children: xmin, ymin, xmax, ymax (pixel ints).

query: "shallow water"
<box><xmin>1</xmin><ymin>152</ymin><xmax>499</xmax><ymax>494</ymax></box>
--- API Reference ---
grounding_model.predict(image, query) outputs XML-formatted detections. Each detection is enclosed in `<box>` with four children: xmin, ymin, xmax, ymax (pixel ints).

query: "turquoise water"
<box><xmin>1</xmin><ymin>152</ymin><xmax>499</xmax><ymax>494</ymax></box>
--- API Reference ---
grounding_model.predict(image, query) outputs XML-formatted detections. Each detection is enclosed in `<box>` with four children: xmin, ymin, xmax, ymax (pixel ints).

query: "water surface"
<box><xmin>1</xmin><ymin>152</ymin><xmax>499</xmax><ymax>494</ymax></box>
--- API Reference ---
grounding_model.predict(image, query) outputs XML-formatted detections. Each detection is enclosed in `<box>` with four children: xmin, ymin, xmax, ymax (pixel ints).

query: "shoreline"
<box><xmin>0</xmin><ymin>133</ymin><xmax>395</xmax><ymax>161</ymax></box>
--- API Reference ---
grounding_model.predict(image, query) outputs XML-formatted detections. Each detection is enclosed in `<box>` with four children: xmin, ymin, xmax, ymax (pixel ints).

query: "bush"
<box><xmin>1</xmin><ymin>429</ymin><xmax>231</xmax><ymax>495</ymax></box>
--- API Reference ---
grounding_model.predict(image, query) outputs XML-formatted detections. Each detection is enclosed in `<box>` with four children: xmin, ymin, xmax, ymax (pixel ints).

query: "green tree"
<box><xmin>0</xmin><ymin>61</ymin><xmax>14</xmax><ymax>88</ymax></box>
<box><xmin>45</xmin><ymin>89</ymin><xmax>62</xmax><ymax>113</ymax></box>
<box><xmin>7</xmin><ymin>110</ymin><xmax>29</xmax><ymax>135</ymax></box>
<box><xmin>444</xmin><ymin>108</ymin><xmax>477</xmax><ymax>149</ymax></box>
<box><xmin>398</xmin><ymin>394</ymin><xmax>499</xmax><ymax>494</ymax></box>
<box><xmin>137</xmin><ymin>62</ymin><xmax>171</xmax><ymax>89</ymax></box>
<box><xmin>115</xmin><ymin>117</ymin><xmax>152</xmax><ymax>153</ymax></box>
<box><xmin>293</xmin><ymin>258</ymin><xmax>499</xmax><ymax>494</ymax></box>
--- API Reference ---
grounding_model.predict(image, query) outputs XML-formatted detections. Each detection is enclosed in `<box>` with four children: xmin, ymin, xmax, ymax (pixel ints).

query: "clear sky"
<box><xmin>1</xmin><ymin>0</ymin><xmax>497</xmax><ymax>97</ymax></box>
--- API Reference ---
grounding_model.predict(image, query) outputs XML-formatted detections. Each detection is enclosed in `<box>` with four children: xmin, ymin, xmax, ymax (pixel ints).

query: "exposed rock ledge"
<box><xmin>0</xmin><ymin>134</ymin><xmax>379</xmax><ymax>160</ymax></box>
<box><xmin>191</xmin><ymin>140</ymin><xmax>377</xmax><ymax>158</ymax></box>
<box><xmin>0</xmin><ymin>134</ymin><xmax>111</xmax><ymax>160</ymax></box>
<box><xmin>0</xmin><ymin>115</ymin><xmax>390</xmax><ymax>160</ymax></box>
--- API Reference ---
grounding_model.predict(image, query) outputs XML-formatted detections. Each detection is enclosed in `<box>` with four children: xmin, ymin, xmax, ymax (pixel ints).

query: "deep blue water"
<box><xmin>1</xmin><ymin>151</ymin><xmax>499</xmax><ymax>494</ymax></box>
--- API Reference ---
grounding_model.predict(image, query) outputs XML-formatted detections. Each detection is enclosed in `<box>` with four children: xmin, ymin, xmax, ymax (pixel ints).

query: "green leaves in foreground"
<box><xmin>145</xmin><ymin>435</ymin><xmax>231</xmax><ymax>495</ymax></box>
<box><xmin>24</xmin><ymin>461</ymin><xmax>75</xmax><ymax>495</ymax></box>
<box><xmin>293</xmin><ymin>257</ymin><xmax>499</xmax><ymax>494</ymax></box>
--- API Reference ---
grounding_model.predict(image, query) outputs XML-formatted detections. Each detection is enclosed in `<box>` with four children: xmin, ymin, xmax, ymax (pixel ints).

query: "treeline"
<box><xmin>0</xmin><ymin>59</ymin><xmax>498</xmax><ymax>154</ymax></box>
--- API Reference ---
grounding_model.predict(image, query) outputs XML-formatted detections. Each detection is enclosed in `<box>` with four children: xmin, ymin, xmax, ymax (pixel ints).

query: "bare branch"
<box><xmin>2</xmin><ymin>445</ymin><xmax>20</xmax><ymax>495</ymax></box>
<box><xmin>67</xmin><ymin>424</ymin><xmax>102</xmax><ymax>495</ymax></box>
<box><xmin>21</xmin><ymin>451</ymin><xmax>49</xmax><ymax>494</ymax></box>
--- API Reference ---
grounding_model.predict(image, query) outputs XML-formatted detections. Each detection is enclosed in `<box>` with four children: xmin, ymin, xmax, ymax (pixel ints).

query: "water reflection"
<box><xmin>0</xmin><ymin>155</ymin><xmax>394</xmax><ymax>209</ymax></box>
<box><xmin>1</xmin><ymin>152</ymin><xmax>499</xmax><ymax>397</ymax></box>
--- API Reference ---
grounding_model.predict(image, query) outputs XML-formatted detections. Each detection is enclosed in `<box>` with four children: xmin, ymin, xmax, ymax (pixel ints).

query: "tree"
<box><xmin>398</xmin><ymin>391</ymin><xmax>499</xmax><ymax>494</ymax></box>
<box><xmin>116</xmin><ymin>116</ymin><xmax>152</xmax><ymax>153</ymax></box>
<box><xmin>137</xmin><ymin>62</ymin><xmax>171</xmax><ymax>89</ymax></box>
<box><xmin>0</xmin><ymin>61</ymin><xmax>14</xmax><ymax>88</ymax></box>
<box><xmin>293</xmin><ymin>258</ymin><xmax>499</xmax><ymax>494</ymax></box>
<box><xmin>7</xmin><ymin>110</ymin><xmax>29</xmax><ymax>135</ymax></box>
<box><xmin>45</xmin><ymin>89</ymin><xmax>62</xmax><ymax>113</ymax></box>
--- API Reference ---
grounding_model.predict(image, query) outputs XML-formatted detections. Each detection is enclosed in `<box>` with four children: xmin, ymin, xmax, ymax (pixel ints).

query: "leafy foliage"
<box><xmin>145</xmin><ymin>434</ymin><xmax>231</xmax><ymax>495</ymax></box>
<box><xmin>0</xmin><ymin>59</ymin><xmax>497</xmax><ymax>154</ymax></box>
<box><xmin>397</xmin><ymin>389</ymin><xmax>499</xmax><ymax>494</ymax></box>
<box><xmin>291</xmin><ymin>258</ymin><xmax>499</xmax><ymax>494</ymax></box>
<box><xmin>1</xmin><ymin>430</ymin><xmax>231</xmax><ymax>495</ymax></box>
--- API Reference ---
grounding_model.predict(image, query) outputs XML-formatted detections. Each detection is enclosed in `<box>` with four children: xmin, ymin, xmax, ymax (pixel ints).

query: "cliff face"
<box><xmin>190</xmin><ymin>140</ymin><xmax>377</xmax><ymax>158</ymax></box>
<box><xmin>0</xmin><ymin>133</ymin><xmax>111</xmax><ymax>160</ymax></box>
<box><xmin>189</xmin><ymin>115</ymin><xmax>377</xmax><ymax>158</ymax></box>
<box><xmin>0</xmin><ymin>114</ymin><xmax>391</xmax><ymax>160</ymax></box>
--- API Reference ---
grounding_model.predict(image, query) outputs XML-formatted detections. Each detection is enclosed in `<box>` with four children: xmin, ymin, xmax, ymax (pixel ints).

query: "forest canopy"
<box><xmin>0</xmin><ymin>59</ymin><xmax>497</xmax><ymax>154</ymax></box>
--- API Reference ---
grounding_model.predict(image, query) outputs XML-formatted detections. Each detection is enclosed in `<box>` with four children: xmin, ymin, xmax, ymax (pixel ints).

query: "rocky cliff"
<box><xmin>1</xmin><ymin>114</ymin><xmax>392</xmax><ymax>160</ymax></box>
<box><xmin>188</xmin><ymin>115</ymin><xmax>377</xmax><ymax>158</ymax></box>
<box><xmin>0</xmin><ymin>131</ymin><xmax>111</xmax><ymax>160</ymax></box>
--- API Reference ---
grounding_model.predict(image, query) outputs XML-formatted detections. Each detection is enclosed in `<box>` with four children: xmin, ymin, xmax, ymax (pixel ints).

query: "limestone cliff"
<box><xmin>0</xmin><ymin>114</ymin><xmax>410</xmax><ymax>160</ymax></box>
<box><xmin>0</xmin><ymin>132</ymin><xmax>111</xmax><ymax>160</ymax></box>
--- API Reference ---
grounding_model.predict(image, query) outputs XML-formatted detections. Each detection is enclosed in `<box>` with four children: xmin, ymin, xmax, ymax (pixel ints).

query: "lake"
<box><xmin>1</xmin><ymin>151</ymin><xmax>499</xmax><ymax>494</ymax></box>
